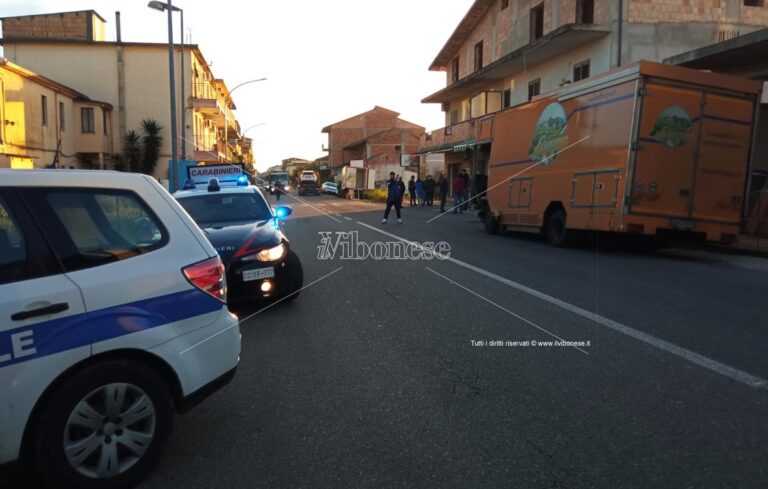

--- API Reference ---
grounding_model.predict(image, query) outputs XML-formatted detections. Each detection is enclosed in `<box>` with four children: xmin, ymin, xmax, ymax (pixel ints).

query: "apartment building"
<box><xmin>0</xmin><ymin>10</ymin><xmax>253</xmax><ymax>178</ymax></box>
<box><xmin>420</xmin><ymin>0</ymin><xmax>768</xmax><ymax>180</ymax></box>
<box><xmin>0</xmin><ymin>58</ymin><xmax>112</xmax><ymax>169</ymax></box>
<box><xmin>322</xmin><ymin>106</ymin><xmax>424</xmax><ymax>182</ymax></box>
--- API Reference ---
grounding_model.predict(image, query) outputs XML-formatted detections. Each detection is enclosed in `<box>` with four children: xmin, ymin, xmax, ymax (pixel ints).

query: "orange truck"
<box><xmin>482</xmin><ymin>60</ymin><xmax>762</xmax><ymax>246</ymax></box>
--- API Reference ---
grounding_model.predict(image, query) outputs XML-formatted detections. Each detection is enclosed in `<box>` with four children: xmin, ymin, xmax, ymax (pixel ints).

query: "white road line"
<box><xmin>355</xmin><ymin>220</ymin><xmax>768</xmax><ymax>389</ymax></box>
<box><xmin>343</xmin><ymin>216</ymin><xmax>353</xmax><ymax>221</ymax></box>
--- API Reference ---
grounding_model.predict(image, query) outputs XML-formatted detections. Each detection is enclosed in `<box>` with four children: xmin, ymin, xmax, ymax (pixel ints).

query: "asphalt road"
<box><xmin>8</xmin><ymin>192</ymin><xmax>768</xmax><ymax>488</ymax></box>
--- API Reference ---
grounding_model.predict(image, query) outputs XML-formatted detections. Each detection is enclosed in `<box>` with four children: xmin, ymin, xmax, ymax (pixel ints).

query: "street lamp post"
<box><xmin>148</xmin><ymin>0</ymin><xmax>183</xmax><ymax>188</ymax></box>
<box><xmin>228</xmin><ymin>78</ymin><xmax>267</xmax><ymax>96</ymax></box>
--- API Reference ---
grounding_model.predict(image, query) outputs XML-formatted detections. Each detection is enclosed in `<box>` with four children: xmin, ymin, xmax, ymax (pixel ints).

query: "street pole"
<box><xmin>180</xmin><ymin>9</ymin><xmax>186</xmax><ymax>161</ymax></box>
<box><xmin>166</xmin><ymin>0</ymin><xmax>179</xmax><ymax>188</ymax></box>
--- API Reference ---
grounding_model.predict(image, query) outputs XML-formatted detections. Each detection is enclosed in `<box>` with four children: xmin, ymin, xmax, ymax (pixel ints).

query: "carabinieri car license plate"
<box><xmin>243</xmin><ymin>267</ymin><xmax>275</xmax><ymax>282</ymax></box>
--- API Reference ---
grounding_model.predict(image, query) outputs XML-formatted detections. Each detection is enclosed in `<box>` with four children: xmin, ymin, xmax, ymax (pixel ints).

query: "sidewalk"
<box><xmin>720</xmin><ymin>234</ymin><xmax>768</xmax><ymax>256</ymax></box>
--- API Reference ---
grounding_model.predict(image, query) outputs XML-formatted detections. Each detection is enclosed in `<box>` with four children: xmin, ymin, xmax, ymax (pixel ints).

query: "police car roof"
<box><xmin>0</xmin><ymin>168</ymin><xmax>157</xmax><ymax>188</ymax></box>
<box><xmin>174</xmin><ymin>184</ymin><xmax>259</xmax><ymax>199</ymax></box>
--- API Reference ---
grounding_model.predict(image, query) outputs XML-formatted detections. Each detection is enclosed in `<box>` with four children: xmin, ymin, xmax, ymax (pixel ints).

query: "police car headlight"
<box><xmin>243</xmin><ymin>243</ymin><xmax>286</xmax><ymax>262</ymax></box>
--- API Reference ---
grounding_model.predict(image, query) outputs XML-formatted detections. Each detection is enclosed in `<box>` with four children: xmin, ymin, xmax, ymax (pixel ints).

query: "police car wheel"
<box><xmin>33</xmin><ymin>359</ymin><xmax>173</xmax><ymax>489</ymax></box>
<box><xmin>282</xmin><ymin>250</ymin><xmax>304</xmax><ymax>302</ymax></box>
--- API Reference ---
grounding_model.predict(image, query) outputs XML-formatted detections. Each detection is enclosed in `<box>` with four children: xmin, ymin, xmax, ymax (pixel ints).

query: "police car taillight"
<box><xmin>183</xmin><ymin>256</ymin><xmax>227</xmax><ymax>303</ymax></box>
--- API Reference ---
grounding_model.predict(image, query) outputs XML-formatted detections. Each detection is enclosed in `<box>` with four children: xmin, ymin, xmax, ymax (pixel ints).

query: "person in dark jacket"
<box><xmin>424</xmin><ymin>175</ymin><xmax>435</xmax><ymax>206</ymax></box>
<box><xmin>438</xmin><ymin>173</ymin><xmax>449</xmax><ymax>212</ymax></box>
<box><xmin>274</xmin><ymin>180</ymin><xmax>284</xmax><ymax>201</ymax></box>
<box><xmin>382</xmin><ymin>172</ymin><xmax>403</xmax><ymax>224</ymax></box>
<box><xmin>408</xmin><ymin>175</ymin><xmax>416</xmax><ymax>207</ymax></box>
<box><xmin>452</xmin><ymin>176</ymin><xmax>465</xmax><ymax>214</ymax></box>
<box><xmin>397</xmin><ymin>175</ymin><xmax>406</xmax><ymax>208</ymax></box>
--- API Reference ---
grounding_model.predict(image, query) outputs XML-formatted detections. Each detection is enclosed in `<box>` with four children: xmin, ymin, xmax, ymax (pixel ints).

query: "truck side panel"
<box><xmin>630</xmin><ymin>83</ymin><xmax>703</xmax><ymax>219</ymax></box>
<box><xmin>488</xmin><ymin>80</ymin><xmax>637</xmax><ymax>232</ymax></box>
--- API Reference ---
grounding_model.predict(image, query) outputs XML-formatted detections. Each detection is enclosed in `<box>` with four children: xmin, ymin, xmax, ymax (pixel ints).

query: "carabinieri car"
<box><xmin>175</xmin><ymin>177</ymin><xmax>303</xmax><ymax>304</ymax></box>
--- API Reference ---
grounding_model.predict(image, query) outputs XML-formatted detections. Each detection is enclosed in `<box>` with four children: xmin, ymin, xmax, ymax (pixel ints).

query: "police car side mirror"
<box><xmin>274</xmin><ymin>205</ymin><xmax>292</xmax><ymax>219</ymax></box>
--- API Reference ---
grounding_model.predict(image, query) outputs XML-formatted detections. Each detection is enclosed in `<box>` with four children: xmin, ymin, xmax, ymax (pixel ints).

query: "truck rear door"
<box><xmin>690</xmin><ymin>92</ymin><xmax>754</xmax><ymax>224</ymax></box>
<box><xmin>631</xmin><ymin>83</ymin><xmax>755</xmax><ymax>225</ymax></box>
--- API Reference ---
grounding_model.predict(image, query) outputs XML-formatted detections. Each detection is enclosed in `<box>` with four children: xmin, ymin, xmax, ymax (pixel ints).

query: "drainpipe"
<box><xmin>617</xmin><ymin>0</ymin><xmax>623</xmax><ymax>67</ymax></box>
<box><xmin>179</xmin><ymin>10</ymin><xmax>186</xmax><ymax>161</ymax></box>
<box><xmin>116</xmin><ymin>12</ymin><xmax>127</xmax><ymax>155</ymax></box>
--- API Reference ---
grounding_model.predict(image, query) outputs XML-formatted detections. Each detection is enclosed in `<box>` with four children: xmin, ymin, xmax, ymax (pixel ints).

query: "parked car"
<box><xmin>321</xmin><ymin>182</ymin><xmax>339</xmax><ymax>196</ymax></box>
<box><xmin>300</xmin><ymin>170</ymin><xmax>318</xmax><ymax>182</ymax></box>
<box><xmin>174</xmin><ymin>178</ymin><xmax>304</xmax><ymax>304</ymax></box>
<box><xmin>0</xmin><ymin>169</ymin><xmax>240</xmax><ymax>489</ymax></box>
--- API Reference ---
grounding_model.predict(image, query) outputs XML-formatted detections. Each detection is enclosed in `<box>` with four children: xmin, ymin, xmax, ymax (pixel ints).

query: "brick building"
<box><xmin>322</xmin><ymin>106</ymin><xmax>424</xmax><ymax>185</ymax></box>
<box><xmin>419</xmin><ymin>0</ymin><xmax>768</xmax><ymax>184</ymax></box>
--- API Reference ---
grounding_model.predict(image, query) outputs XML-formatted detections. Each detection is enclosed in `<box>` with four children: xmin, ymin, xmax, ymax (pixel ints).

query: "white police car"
<box><xmin>0</xmin><ymin>169</ymin><xmax>241</xmax><ymax>488</ymax></box>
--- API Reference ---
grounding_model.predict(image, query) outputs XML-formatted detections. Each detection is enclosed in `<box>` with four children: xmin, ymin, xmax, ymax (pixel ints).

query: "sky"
<box><xmin>1</xmin><ymin>0</ymin><xmax>475</xmax><ymax>171</ymax></box>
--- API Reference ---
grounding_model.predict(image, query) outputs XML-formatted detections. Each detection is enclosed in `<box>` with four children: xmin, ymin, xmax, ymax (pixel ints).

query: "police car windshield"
<box><xmin>178</xmin><ymin>192</ymin><xmax>272</xmax><ymax>224</ymax></box>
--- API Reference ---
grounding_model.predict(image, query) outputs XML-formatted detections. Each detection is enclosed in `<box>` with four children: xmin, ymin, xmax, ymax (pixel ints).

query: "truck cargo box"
<box><xmin>485</xmin><ymin>60</ymin><xmax>762</xmax><ymax>245</ymax></box>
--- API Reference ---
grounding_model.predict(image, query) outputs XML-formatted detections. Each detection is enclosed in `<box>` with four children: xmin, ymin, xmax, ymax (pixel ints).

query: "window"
<box><xmin>574</xmin><ymin>60</ymin><xmax>591</xmax><ymax>82</ymax></box>
<box><xmin>451</xmin><ymin>58</ymin><xmax>460</xmax><ymax>83</ymax></box>
<box><xmin>395</xmin><ymin>145</ymin><xmax>402</xmax><ymax>152</ymax></box>
<box><xmin>501</xmin><ymin>0</ymin><xmax>509</xmax><ymax>10</ymax></box>
<box><xmin>0</xmin><ymin>196</ymin><xmax>28</xmax><ymax>284</ymax></box>
<box><xmin>474</xmin><ymin>41</ymin><xmax>484</xmax><ymax>72</ymax></box>
<box><xmin>102</xmin><ymin>110</ymin><xmax>108</xmax><ymax>135</ymax></box>
<box><xmin>577</xmin><ymin>0</ymin><xmax>594</xmax><ymax>24</ymax></box>
<box><xmin>530</xmin><ymin>3</ymin><xmax>544</xmax><ymax>42</ymax></box>
<box><xmin>503</xmin><ymin>89</ymin><xmax>512</xmax><ymax>109</ymax></box>
<box><xmin>59</xmin><ymin>102</ymin><xmax>65</xmax><ymax>131</ymax></box>
<box><xmin>744</xmin><ymin>0</ymin><xmax>763</xmax><ymax>6</ymax></box>
<box><xmin>41</xmin><ymin>95</ymin><xmax>48</xmax><ymax>126</ymax></box>
<box><xmin>528</xmin><ymin>79</ymin><xmax>541</xmax><ymax>101</ymax></box>
<box><xmin>81</xmin><ymin>107</ymin><xmax>95</xmax><ymax>133</ymax></box>
<box><xmin>450</xmin><ymin>109</ymin><xmax>459</xmax><ymax>125</ymax></box>
<box><xmin>177</xmin><ymin>192</ymin><xmax>273</xmax><ymax>225</ymax></box>
<box><xmin>41</xmin><ymin>190</ymin><xmax>166</xmax><ymax>271</ymax></box>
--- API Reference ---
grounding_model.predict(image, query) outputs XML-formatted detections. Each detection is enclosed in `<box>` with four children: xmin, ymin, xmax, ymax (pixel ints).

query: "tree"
<box><xmin>140</xmin><ymin>118</ymin><xmax>163</xmax><ymax>176</ymax></box>
<box><xmin>124</xmin><ymin>130</ymin><xmax>143</xmax><ymax>173</ymax></box>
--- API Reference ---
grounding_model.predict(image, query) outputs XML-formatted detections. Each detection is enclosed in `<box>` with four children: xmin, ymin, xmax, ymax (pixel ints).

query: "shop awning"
<box><xmin>417</xmin><ymin>139</ymin><xmax>476</xmax><ymax>155</ymax></box>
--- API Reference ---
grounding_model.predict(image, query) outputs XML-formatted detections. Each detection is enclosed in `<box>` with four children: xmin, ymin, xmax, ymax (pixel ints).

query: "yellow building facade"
<box><xmin>0</xmin><ymin>58</ymin><xmax>112</xmax><ymax>169</ymax></box>
<box><xmin>1</xmin><ymin>10</ymin><xmax>254</xmax><ymax>177</ymax></box>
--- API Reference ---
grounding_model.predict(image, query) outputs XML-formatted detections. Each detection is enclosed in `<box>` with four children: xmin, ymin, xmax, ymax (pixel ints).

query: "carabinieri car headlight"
<box><xmin>242</xmin><ymin>243</ymin><xmax>286</xmax><ymax>262</ymax></box>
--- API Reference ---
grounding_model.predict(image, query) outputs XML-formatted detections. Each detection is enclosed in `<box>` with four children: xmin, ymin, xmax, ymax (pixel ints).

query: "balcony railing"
<box><xmin>192</xmin><ymin>82</ymin><xmax>218</xmax><ymax>100</ymax></box>
<box><xmin>194</xmin><ymin>134</ymin><xmax>217</xmax><ymax>153</ymax></box>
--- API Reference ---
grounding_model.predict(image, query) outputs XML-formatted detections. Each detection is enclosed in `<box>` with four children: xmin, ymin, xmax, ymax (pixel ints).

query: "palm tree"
<box><xmin>124</xmin><ymin>130</ymin><xmax>143</xmax><ymax>173</ymax></box>
<box><xmin>140</xmin><ymin>118</ymin><xmax>163</xmax><ymax>176</ymax></box>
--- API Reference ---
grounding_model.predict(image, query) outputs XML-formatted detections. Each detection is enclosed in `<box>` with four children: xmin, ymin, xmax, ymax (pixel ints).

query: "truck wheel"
<box><xmin>282</xmin><ymin>250</ymin><xmax>304</xmax><ymax>302</ymax></box>
<box><xmin>33</xmin><ymin>359</ymin><xmax>173</xmax><ymax>489</ymax></box>
<box><xmin>484</xmin><ymin>212</ymin><xmax>500</xmax><ymax>235</ymax></box>
<box><xmin>545</xmin><ymin>209</ymin><xmax>570</xmax><ymax>247</ymax></box>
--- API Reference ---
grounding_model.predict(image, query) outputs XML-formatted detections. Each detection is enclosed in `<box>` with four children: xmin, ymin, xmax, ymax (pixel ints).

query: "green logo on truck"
<box><xmin>529</xmin><ymin>103</ymin><xmax>569</xmax><ymax>165</ymax></box>
<box><xmin>650</xmin><ymin>106</ymin><xmax>693</xmax><ymax>149</ymax></box>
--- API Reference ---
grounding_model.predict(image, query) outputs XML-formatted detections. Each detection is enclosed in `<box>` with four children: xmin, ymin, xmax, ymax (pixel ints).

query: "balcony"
<box><xmin>193</xmin><ymin>133</ymin><xmax>222</xmax><ymax>163</ymax></box>
<box><xmin>192</xmin><ymin>82</ymin><xmax>238</xmax><ymax>131</ymax></box>
<box><xmin>423</xmin><ymin>23</ymin><xmax>611</xmax><ymax>104</ymax></box>
<box><xmin>418</xmin><ymin>115</ymin><xmax>495</xmax><ymax>155</ymax></box>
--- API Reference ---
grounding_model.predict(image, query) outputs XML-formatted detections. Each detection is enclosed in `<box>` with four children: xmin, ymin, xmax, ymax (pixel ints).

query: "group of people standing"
<box><xmin>407</xmin><ymin>174</ymin><xmax>442</xmax><ymax>208</ymax></box>
<box><xmin>382</xmin><ymin>169</ymin><xmax>473</xmax><ymax>223</ymax></box>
